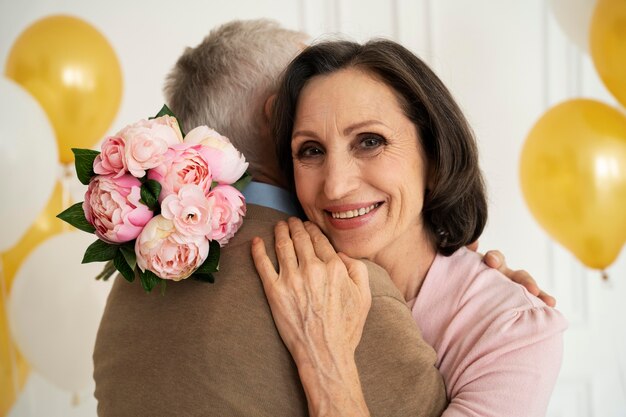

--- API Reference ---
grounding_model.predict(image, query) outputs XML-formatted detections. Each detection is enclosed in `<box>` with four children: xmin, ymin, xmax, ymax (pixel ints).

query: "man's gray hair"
<box><xmin>164</xmin><ymin>19</ymin><xmax>308</xmax><ymax>178</ymax></box>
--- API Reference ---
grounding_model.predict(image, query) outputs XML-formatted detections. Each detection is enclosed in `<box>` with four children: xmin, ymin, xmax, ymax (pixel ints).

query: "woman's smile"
<box><xmin>324</xmin><ymin>201</ymin><xmax>383</xmax><ymax>229</ymax></box>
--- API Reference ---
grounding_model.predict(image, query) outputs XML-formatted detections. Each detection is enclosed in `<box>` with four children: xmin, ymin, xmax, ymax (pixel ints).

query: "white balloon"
<box><xmin>0</xmin><ymin>77</ymin><xmax>58</xmax><ymax>252</ymax></box>
<box><xmin>549</xmin><ymin>0</ymin><xmax>597</xmax><ymax>52</ymax></box>
<box><xmin>7</xmin><ymin>232</ymin><xmax>114</xmax><ymax>393</ymax></box>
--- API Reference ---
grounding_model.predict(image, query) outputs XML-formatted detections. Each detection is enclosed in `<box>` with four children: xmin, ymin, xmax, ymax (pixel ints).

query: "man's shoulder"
<box><xmin>360</xmin><ymin>259</ymin><xmax>405</xmax><ymax>301</ymax></box>
<box><xmin>98</xmin><ymin>204</ymin><xmax>287</xmax><ymax>313</ymax></box>
<box><xmin>218</xmin><ymin>203</ymin><xmax>288</xmax><ymax>271</ymax></box>
<box><xmin>223</xmin><ymin>203</ymin><xmax>289</xmax><ymax>249</ymax></box>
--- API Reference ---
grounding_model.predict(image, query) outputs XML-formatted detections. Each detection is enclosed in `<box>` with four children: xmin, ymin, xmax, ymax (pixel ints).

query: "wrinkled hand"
<box><xmin>251</xmin><ymin>217</ymin><xmax>372</xmax><ymax>366</ymax></box>
<box><xmin>483</xmin><ymin>250</ymin><xmax>557</xmax><ymax>307</ymax></box>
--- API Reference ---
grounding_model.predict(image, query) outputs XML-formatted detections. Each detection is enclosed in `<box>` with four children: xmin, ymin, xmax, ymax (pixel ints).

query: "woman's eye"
<box><xmin>358</xmin><ymin>134</ymin><xmax>386</xmax><ymax>150</ymax></box>
<box><xmin>296</xmin><ymin>142</ymin><xmax>324</xmax><ymax>159</ymax></box>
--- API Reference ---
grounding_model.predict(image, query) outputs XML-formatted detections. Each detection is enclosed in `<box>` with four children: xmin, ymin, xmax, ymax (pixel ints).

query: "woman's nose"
<box><xmin>322</xmin><ymin>154</ymin><xmax>360</xmax><ymax>200</ymax></box>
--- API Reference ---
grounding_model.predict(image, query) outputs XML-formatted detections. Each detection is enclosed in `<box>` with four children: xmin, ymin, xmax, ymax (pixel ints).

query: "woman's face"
<box><xmin>291</xmin><ymin>68</ymin><xmax>430</xmax><ymax>259</ymax></box>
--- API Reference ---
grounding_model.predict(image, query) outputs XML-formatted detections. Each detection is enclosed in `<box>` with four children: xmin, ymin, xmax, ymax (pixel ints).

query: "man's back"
<box><xmin>94</xmin><ymin>203</ymin><xmax>446</xmax><ymax>416</ymax></box>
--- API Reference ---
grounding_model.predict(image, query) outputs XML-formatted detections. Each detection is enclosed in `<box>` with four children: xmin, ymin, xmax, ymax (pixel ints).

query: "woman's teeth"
<box><xmin>330</xmin><ymin>203</ymin><xmax>380</xmax><ymax>219</ymax></box>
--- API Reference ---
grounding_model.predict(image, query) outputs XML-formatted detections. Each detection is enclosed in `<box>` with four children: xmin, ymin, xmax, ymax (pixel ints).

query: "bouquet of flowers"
<box><xmin>58</xmin><ymin>105</ymin><xmax>250</xmax><ymax>293</ymax></box>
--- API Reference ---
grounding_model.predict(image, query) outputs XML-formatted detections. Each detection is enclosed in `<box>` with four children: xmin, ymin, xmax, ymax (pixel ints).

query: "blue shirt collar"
<box><xmin>242</xmin><ymin>181</ymin><xmax>300</xmax><ymax>216</ymax></box>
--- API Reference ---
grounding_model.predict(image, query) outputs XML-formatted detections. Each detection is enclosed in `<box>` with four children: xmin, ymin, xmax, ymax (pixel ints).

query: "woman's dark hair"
<box><xmin>272</xmin><ymin>39</ymin><xmax>487</xmax><ymax>255</ymax></box>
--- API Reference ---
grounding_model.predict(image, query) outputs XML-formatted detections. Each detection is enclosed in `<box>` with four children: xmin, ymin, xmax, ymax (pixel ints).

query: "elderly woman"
<box><xmin>251</xmin><ymin>39</ymin><xmax>567</xmax><ymax>417</ymax></box>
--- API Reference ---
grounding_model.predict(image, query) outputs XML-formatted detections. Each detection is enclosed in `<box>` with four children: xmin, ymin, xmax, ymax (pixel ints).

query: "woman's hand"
<box><xmin>251</xmin><ymin>217</ymin><xmax>371</xmax><ymax>417</ymax></box>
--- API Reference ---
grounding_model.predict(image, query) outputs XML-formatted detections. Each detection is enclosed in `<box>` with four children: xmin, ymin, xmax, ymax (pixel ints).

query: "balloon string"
<box><xmin>601</xmin><ymin>270</ymin><xmax>609</xmax><ymax>281</ymax></box>
<box><xmin>0</xmin><ymin>257</ymin><xmax>21</xmax><ymax>399</ymax></box>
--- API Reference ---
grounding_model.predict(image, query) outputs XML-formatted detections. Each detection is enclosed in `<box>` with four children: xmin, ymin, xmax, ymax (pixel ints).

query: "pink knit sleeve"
<box><xmin>441</xmin><ymin>305</ymin><xmax>566</xmax><ymax>417</ymax></box>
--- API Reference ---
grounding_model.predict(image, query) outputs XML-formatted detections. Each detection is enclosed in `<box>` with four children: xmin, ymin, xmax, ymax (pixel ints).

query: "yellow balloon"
<box><xmin>0</xmin><ymin>183</ymin><xmax>66</xmax><ymax>414</ymax></box>
<box><xmin>590</xmin><ymin>0</ymin><xmax>626</xmax><ymax>108</ymax></box>
<box><xmin>5</xmin><ymin>15</ymin><xmax>123</xmax><ymax>164</ymax></box>
<box><xmin>520</xmin><ymin>99</ymin><xmax>626</xmax><ymax>270</ymax></box>
<box><xmin>0</xmin><ymin>297</ymin><xmax>29</xmax><ymax>416</ymax></box>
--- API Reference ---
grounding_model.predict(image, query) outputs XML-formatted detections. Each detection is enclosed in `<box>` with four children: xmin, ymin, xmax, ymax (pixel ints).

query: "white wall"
<box><xmin>1</xmin><ymin>1</ymin><xmax>625</xmax><ymax>416</ymax></box>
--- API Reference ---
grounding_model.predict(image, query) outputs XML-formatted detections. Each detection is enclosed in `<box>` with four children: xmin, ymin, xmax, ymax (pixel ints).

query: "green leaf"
<box><xmin>140</xmin><ymin>269</ymin><xmax>160</xmax><ymax>293</ymax></box>
<box><xmin>151</xmin><ymin>104</ymin><xmax>176</xmax><ymax>119</ymax></box>
<box><xmin>72</xmin><ymin>148</ymin><xmax>100</xmax><ymax>185</ymax></box>
<box><xmin>114</xmin><ymin>250</ymin><xmax>135</xmax><ymax>283</ymax></box>
<box><xmin>192</xmin><ymin>273</ymin><xmax>215</xmax><ymax>283</ymax></box>
<box><xmin>160</xmin><ymin>279</ymin><xmax>167</xmax><ymax>296</ymax></box>
<box><xmin>232</xmin><ymin>172</ymin><xmax>252</xmax><ymax>192</ymax></box>
<box><xmin>140</xmin><ymin>180</ymin><xmax>161</xmax><ymax>211</ymax></box>
<box><xmin>82</xmin><ymin>240</ymin><xmax>119</xmax><ymax>263</ymax></box>
<box><xmin>57</xmin><ymin>202</ymin><xmax>95</xmax><ymax>234</ymax></box>
<box><xmin>196</xmin><ymin>240</ymin><xmax>220</xmax><ymax>274</ymax></box>
<box><xmin>119</xmin><ymin>245</ymin><xmax>137</xmax><ymax>270</ymax></box>
<box><xmin>95</xmin><ymin>260</ymin><xmax>116</xmax><ymax>281</ymax></box>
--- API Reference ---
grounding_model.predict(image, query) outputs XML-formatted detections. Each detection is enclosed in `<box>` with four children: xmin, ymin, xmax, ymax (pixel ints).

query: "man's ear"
<box><xmin>264</xmin><ymin>94</ymin><xmax>277</xmax><ymax>121</ymax></box>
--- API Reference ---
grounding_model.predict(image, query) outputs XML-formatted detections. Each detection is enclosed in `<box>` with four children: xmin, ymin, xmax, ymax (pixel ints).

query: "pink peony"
<box><xmin>83</xmin><ymin>174</ymin><xmax>153</xmax><ymax>243</ymax></box>
<box><xmin>94</xmin><ymin>136</ymin><xmax>127</xmax><ymax>178</ymax></box>
<box><xmin>184</xmin><ymin>126</ymin><xmax>248</xmax><ymax>184</ymax></box>
<box><xmin>135</xmin><ymin>215</ymin><xmax>209</xmax><ymax>281</ymax></box>
<box><xmin>206</xmin><ymin>185</ymin><xmax>246</xmax><ymax>246</ymax></box>
<box><xmin>118</xmin><ymin>115</ymin><xmax>183</xmax><ymax>178</ymax></box>
<box><xmin>147</xmin><ymin>143</ymin><xmax>213</xmax><ymax>202</ymax></box>
<box><xmin>161</xmin><ymin>184</ymin><xmax>213</xmax><ymax>237</ymax></box>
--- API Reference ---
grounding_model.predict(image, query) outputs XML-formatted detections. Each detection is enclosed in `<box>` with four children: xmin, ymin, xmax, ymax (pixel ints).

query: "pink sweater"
<box><xmin>409</xmin><ymin>248</ymin><xmax>568</xmax><ymax>417</ymax></box>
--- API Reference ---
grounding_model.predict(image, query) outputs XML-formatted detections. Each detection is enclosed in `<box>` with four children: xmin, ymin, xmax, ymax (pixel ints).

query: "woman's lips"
<box><xmin>324</xmin><ymin>202</ymin><xmax>382</xmax><ymax>230</ymax></box>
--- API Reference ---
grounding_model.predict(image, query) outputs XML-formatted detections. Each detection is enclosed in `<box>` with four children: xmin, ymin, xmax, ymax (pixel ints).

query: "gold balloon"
<box><xmin>0</xmin><ymin>296</ymin><xmax>29</xmax><ymax>416</ymax></box>
<box><xmin>5</xmin><ymin>15</ymin><xmax>123</xmax><ymax>164</ymax></box>
<box><xmin>0</xmin><ymin>183</ymin><xmax>66</xmax><ymax>413</ymax></box>
<box><xmin>590</xmin><ymin>0</ymin><xmax>626</xmax><ymax>108</ymax></box>
<box><xmin>520</xmin><ymin>99</ymin><xmax>626</xmax><ymax>270</ymax></box>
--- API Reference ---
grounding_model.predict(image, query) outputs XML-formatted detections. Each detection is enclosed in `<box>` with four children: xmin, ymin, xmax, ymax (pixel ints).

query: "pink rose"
<box><xmin>119</xmin><ymin>115</ymin><xmax>184</xmax><ymax>178</ymax></box>
<box><xmin>147</xmin><ymin>143</ymin><xmax>213</xmax><ymax>201</ymax></box>
<box><xmin>135</xmin><ymin>215</ymin><xmax>209</xmax><ymax>281</ymax></box>
<box><xmin>184</xmin><ymin>126</ymin><xmax>248</xmax><ymax>184</ymax></box>
<box><xmin>161</xmin><ymin>184</ymin><xmax>213</xmax><ymax>237</ymax></box>
<box><xmin>206</xmin><ymin>185</ymin><xmax>246</xmax><ymax>246</ymax></box>
<box><xmin>83</xmin><ymin>174</ymin><xmax>153</xmax><ymax>243</ymax></box>
<box><xmin>94</xmin><ymin>136</ymin><xmax>126</xmax><ymax>178</ymax></box>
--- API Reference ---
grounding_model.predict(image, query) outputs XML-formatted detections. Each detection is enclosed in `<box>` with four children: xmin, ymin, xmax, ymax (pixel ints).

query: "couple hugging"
<box><xmin>93</xmin><ymin>18</ymin><xmax>566</xmax><ymax>417</ymax></box>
